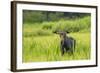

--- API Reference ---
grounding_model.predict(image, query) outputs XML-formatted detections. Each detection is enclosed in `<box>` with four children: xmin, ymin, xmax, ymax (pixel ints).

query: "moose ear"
<box><xmin>66</xmin><ymin>31</ymin><xmax>70</xmax><ymax>33</ymax></box>
<box><xmin>53</xmin><ymin>30</ymin><xmax>61</xmax><ymax>34</ymax></box>
<box><xmin>53</xmin><ymin>30</ymin><xmax>58</xmax><ymax>34</ymax></box>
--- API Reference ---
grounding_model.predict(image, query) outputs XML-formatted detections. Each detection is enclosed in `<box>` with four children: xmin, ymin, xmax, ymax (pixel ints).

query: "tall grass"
<box><xmin>23</xmin><ymin>32</ymin><xmax>90</xmax><ymax>62</ymax></box>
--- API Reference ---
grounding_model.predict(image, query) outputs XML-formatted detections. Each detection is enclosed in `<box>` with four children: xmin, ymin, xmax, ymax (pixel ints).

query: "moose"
<box><xmin>54</xmin><ymin>31</ymin><xmax>76</xmax><ymax>56</ymax></box>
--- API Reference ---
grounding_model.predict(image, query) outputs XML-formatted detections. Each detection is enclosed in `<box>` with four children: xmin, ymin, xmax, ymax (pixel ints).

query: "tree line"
<box><xmin>23</xmin><ymin>10</ymin><xmax>90</xmax><ymax>23</ymax></box>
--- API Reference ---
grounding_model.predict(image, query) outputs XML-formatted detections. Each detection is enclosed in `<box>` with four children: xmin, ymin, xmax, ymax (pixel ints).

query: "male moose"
<box><xmin>54</xmin><ymin>31</ymin><xmax>76</xmax><ymax>56</ymax></box>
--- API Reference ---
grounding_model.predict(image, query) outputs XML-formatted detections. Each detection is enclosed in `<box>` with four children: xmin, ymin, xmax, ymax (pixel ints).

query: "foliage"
<box><xmin>52</xmin><ymin>16</ymin><xmax>91</xmax><ymax>33</ymax></box>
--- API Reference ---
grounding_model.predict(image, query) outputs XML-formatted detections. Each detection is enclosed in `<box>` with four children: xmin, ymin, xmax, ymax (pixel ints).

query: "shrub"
<box><xmin>24</xmin><ymin>16</ymin><xmax>91</xmax><ymax>37</ymax></box>
<box><xmin>52</xmin><ymin>16</ymin><xmax>91</xmax><ymax>33</ymax></box>
<box><xmin>23</xmin><ymin>28</ymin><xmax>52</xmax><ymax>37</ymax></box>
<box><xmin>42</xmin><ymin>22</ymin><xmax>56</xmax><ymax>30</ymax></box>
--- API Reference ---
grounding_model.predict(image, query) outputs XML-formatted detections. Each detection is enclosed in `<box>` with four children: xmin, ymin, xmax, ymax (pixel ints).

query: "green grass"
<box><xmin>23</xmin><ymin>32</ymin><xmax>90</xmax><ymax>62</ymax></box>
